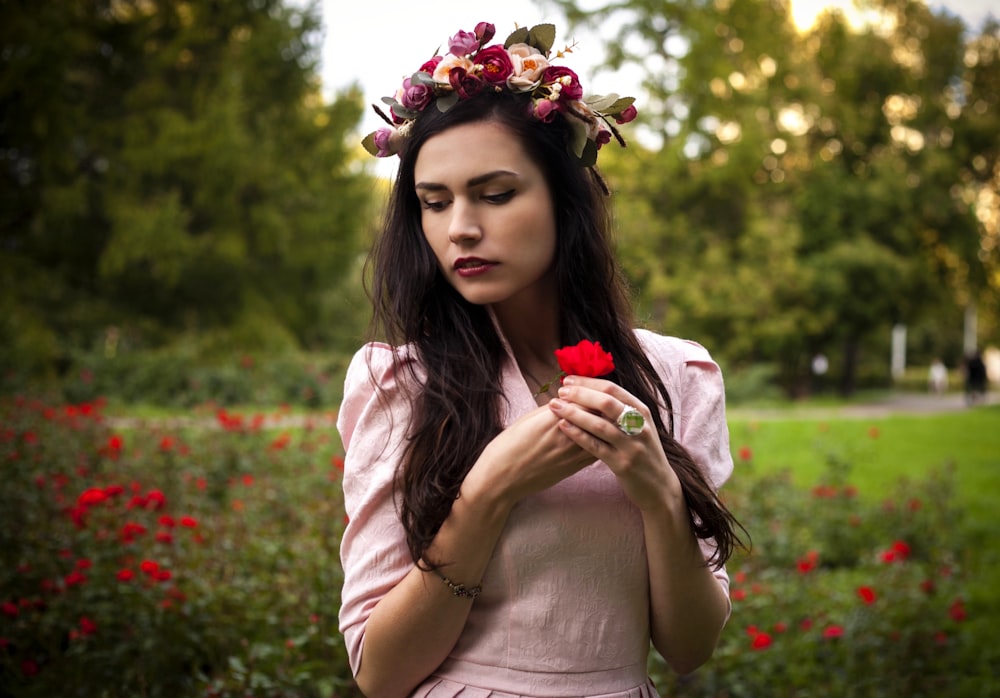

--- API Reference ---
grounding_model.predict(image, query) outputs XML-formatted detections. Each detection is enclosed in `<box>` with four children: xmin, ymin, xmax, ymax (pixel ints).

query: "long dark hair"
<box><xmin>365</xmin><ymin>90</ymin><xmax>742</xmax><ymax>569</ymax></box>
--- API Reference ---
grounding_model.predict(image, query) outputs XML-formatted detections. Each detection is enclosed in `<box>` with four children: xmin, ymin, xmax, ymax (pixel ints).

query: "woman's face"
<box><xmin>413</xmin><ymin>120</ymin><xmax>558</xmax><ymax>311</ymax></box>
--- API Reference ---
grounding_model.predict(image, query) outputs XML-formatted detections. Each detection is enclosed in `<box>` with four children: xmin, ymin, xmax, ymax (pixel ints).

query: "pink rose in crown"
<box><xmin>533</xmin><ymin>98</ymin><xmax>558</xmax><ymax>122</ymax></box>
<box><xmin>433</xmin><ymin>54</ymin><xmax>474</xmax><ymax>85</ymax></box>
<box><xmin>507</xmin><ymin>43</ymin><xmax>549</xmax><ymax>90</ymax></box>
<box><xmin>474</xmin><ymin>22</ymin><xmax>495</xmax><ymax>43</ymax></box>
<box><xmin>615</xmin><ymin>104</ymin><xmax>638</xmax><ymax>124</ymax></box>
<box><xmin>373</xmin><ymin>128</ymin><xmax>394</xmax><ymax>158</ymax></box>
<box><xmin>399</xmin><ymin>76</ymin><xmax>434</xmax><ymax>111</ymax></box>
<box><xmin>449</xmin><ymin>29</ymin><xmax>480</xmax><ymax>56</ymax></box>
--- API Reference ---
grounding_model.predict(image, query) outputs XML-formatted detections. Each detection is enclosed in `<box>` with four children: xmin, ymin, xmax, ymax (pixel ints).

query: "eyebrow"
<box><xmin>415</xmin><ymin>169</ymin><xmax>518</xmax><ymax>191</ymax></box>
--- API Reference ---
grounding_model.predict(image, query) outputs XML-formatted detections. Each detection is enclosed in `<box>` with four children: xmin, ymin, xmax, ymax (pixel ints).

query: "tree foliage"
<box><xmin>1</xmin><ymin>0</ymin><xmax>374</xmax><ymax>384</ymax></box>
<box><xmin>555</xmin><ymin>0</ymin><xmax>1000</xmax><ymax>395</ymax></box>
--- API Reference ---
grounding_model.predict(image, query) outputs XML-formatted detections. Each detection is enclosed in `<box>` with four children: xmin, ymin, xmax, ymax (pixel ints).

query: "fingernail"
<box><xmin>549</xmin><ymin>399</ymin><xmax>563</xmax><ymax>410</ymax></box>
<box><xmin>562</xmin><ymin>376</ymin><xmax>576</xmax><ymax>385</ymax></box>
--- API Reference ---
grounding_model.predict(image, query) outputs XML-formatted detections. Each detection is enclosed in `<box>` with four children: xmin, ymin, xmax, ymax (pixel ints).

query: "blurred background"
<box><xmin>2</xmin><ymin>0</ymin><xmax>998</xmax><ymax>407</ymax></box>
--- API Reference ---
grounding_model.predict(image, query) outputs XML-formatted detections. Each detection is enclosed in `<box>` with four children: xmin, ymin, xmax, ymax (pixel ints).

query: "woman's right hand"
<box><xmin>465</xmin><ymin>405</ymin><xmax>595</xmax><ymax>508</ymax></box>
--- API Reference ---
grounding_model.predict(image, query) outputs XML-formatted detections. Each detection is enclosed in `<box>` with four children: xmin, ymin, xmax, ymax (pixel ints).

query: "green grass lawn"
<box><xmin>726</xmin><ymin>404</ymin><xmax>1000</xmax><ymax>686</ymax></box>
<box><xmin>727</xmin><ymin>405</ymin><xmax>1000</xmax><ymax>536</ymax></box>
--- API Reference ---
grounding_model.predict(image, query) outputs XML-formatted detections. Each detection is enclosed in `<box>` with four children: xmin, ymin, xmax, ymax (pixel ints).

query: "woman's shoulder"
<box><xmin>338</xmin><ymin>342</ymin><xmax>423</xmax><ymax>450</ymax></box>
<box><xmin>633</xmin><ymin>328</ymin><xmax>717</xmax><ymax>367</ymax></box>
<box><xmin>344</xmin><ymin>342</ymin><xmax>422</xmax><ymax>386</ymax></box>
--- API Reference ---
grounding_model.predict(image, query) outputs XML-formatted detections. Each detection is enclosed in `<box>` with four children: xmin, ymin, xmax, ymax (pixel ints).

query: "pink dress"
<box><xmin>337</xmin><ymin>329</ymin><xmax>734</xmax><ymax>697</ymax></box>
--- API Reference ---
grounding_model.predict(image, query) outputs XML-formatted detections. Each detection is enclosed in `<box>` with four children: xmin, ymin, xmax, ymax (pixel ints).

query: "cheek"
<box><xmin>420</xmin><ymin>225</ymin><xmax>450</xmax><ymax>270</ymax></box>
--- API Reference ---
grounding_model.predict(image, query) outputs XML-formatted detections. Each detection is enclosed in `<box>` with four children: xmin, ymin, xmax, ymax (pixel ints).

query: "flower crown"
<box><xmin>362</xmin><ymin>22</ymin><xmax>637</xmax><ymax>167</ymax></box>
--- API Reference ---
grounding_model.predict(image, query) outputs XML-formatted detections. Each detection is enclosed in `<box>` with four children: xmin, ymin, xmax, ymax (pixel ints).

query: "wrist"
<box><xmin>459</xmin><ymin>459</ymin><xmax>517</xmax><ymax>521</ymax></box>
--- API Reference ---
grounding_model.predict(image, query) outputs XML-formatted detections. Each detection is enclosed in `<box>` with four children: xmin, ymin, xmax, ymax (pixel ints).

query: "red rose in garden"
<box><xmin>554</xmin><ymin>340</ymin><xmax>615</xmax><ymax>378</ymax></box>
<box><xmin>144</xmin><ymin>489</ymin><xmax>166</xmax><ymax>511</ymax></box>
<box><xmin>20</xmin><ymin>659</ymin><xmax>38</xmax><ymax>677</ymax></box>
<box><xmin>120</xmin><ymin>522</ymin><xmax>147</xmax><ymax>543</ymax></box>
<box><xmin>64</xmin><ymin>570</ymin><xmax>87</xmax><ymax>587</ymax></box>
<box><xmin>77</xmin><ymin>488</ymin><xmax>107</xmax><ymax>507</ymax></box>
<box><xmin>79</xmin><ymin>616</ymin><xmax>97</xmax><ymax>636</ymax></box>
<box><xmin>858</xmin><ymin>586</ymin><xmax>877</xmax><ymax>605</ymax></box>
<box><xmin>751</xmin><ymin>631</ymin><xmax>773</xmax><ymax>650</ymax></box>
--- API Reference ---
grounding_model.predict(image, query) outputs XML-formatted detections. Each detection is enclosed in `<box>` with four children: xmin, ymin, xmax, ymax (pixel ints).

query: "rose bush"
<box><xmin>652</xmin><ymin>436</ymin><xmax>976</xmax><ymax>697</ymax></box>
<box><xmin>0</xmin><ymin>392</ymin><xmax>988</xmax><ymax>697</ymax></box>
<box><xmin>0</xmin><ymin>396</ymin><xmax>354</xmax><ymax>697</ymax></box>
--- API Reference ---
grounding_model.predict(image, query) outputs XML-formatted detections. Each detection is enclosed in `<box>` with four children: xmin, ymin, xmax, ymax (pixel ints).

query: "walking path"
<box><xmin>729</xmin><ymin>390</ymin><xmax>996</xmax><ymax>420</ymax></box>
<box><xmin>108</xmin><ymin>391</ymin><xmax>996</xmax><ymax>431</ymax></box>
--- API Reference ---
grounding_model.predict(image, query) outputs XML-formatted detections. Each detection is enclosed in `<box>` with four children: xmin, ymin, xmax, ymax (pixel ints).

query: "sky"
<box><xmin>319</xmin><ymin>0</ymin><xmax>996</xmax><ymax>174</ymax></box>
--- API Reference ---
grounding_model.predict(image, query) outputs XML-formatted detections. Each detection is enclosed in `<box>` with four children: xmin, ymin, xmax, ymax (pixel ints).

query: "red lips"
<box><xmin>454</xmin><ymin>257</ymin><xmax>497</xmax><ymax>277</ymax></box>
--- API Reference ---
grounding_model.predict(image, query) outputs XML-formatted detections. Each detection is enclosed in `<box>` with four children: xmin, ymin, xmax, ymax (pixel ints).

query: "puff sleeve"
<box><xmin>336</xmin><ymin>343</ymin><xmax>419</xmax><ymax>676</ymax></box>
<box><xmin>636</xmin><ymin>330</ymin><xmax>734</xmax><ymax>602</ymax></box>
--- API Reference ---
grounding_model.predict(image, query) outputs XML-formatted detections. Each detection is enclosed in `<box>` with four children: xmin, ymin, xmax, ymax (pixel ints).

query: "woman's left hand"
<box><xmin>547</xmin><ymin>375</ymin><xmax>683</xmax><ymax>513</ymax></box>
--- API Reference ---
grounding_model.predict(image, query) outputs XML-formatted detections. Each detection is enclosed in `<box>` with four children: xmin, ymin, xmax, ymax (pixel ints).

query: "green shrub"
<box><xmin>55</xmin><ymin>349</ymin><xmax>350</xmax><ymax>409</ymax></box>
<box><xmin>0</xmin><ymin>395</ymin><xmax>987</xmax><ymax>696</ymax></box>
<box><xmin>0</xmin><ymin>397</ymin><xmax>358</xmax><ymax>697</ymax></box>
<box><xmin>652</xmin><ymin>450</ymin><xmax>975</xmax><ymax>697</ymax></box>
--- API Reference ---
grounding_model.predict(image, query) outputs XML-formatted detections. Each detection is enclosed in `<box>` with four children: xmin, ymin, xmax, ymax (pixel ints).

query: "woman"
<box><xmin>338</xmin><ymin>21</ymin><xmax>743</xmax><ymax>697</ymax></box>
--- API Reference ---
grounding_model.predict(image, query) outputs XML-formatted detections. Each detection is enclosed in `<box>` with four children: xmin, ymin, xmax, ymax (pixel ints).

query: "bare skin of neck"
<box><xmin>490</xmin><ymin>294</ymin><xmax>561</xmax><ymax>404</ymax></box>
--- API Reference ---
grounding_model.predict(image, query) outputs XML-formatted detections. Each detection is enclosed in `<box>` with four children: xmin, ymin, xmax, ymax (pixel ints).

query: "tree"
<box><xmin>0</xmin><ymin>0</ymin><xmax>374</xmax><ymax>384</ymax></box>
<box><xmin>552</xmin><ymin>0</ymin><xmax>999</xmax><ymax>395</ymax></box>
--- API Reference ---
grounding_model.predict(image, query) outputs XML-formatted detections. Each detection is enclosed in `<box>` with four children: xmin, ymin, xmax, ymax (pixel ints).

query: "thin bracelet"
<box><xmin>433</xmin><ymin>569</ymin><xmax>482</xmax><ymax>600</ymax></box>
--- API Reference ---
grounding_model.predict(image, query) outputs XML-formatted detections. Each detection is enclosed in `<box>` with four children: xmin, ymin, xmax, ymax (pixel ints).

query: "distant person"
<box><xmin>964</xmin><ymin>352</ymin><xmax>987</xmax><ymax>405</ymax></box>
<box><xmin>928</xmin><ymin>359</ymin><xmax>948</xmax><ymax>394</ymax></box>
<box><xmin>811</xmin><ymin>353</ymin><xmax>829</xmax><ymax>376</ymax></box>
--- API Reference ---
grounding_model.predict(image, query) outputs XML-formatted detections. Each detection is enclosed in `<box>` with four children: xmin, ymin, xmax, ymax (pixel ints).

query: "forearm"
<box><xmin>353</xmin><ymin>472</ymin><xmax>511</xmax><ymax>697</ymax></box>
<box><xmin>643</xmin><ymin>502</ymin><xmax>731</xmax><ymax>676</ymax></box>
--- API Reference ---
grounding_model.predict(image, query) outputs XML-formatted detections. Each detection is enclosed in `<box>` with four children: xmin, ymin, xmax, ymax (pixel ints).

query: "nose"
<box><xmin>447</xmin><ymin>200</ymin><xmax>482</xmax><ymax>244</ymax></box>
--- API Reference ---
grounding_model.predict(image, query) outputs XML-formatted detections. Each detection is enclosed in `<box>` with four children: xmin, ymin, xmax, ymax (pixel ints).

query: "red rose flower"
<box><xmin>419</xmin><ymin>55</ymin><xmax>443</xmax><ymax>75</ymax></box>
<box><xmin>543</xmin><ymin>66</ymin><xmax>583</xmax><ymax>101</ymax></box>
<box><xmin>79</xmin><ymin>616</ymin><xmax>97</xmax><ymax>636</ymax></box>
<box><xmin>473</xmin><ymin>45</ymin><xmax>514</xmax><ymax>84</ymax></box>
<box><xmin>448</xmin><ymin>67</ymin><xmax>485</xmax><ymax>99</ymax></box>
<box><xmin>554</xmin><ymin>340</ymin><xmax>615</xmax><ymax>378</ymax></box>
<box><xmin>857</xmin><ymin>586</ymin><xmax>877</xmax><ymax>605</ymax></box>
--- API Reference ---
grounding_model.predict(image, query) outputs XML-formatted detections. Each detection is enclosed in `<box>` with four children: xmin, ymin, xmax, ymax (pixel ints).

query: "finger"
<box><xmin>558</xmin><ymin>377</ymin><xmax>649</xmax><ymax>423</ymax></box>
<box><xmin>550</xmin><ymin>397</ymin><xmax>637</xmax><ymax>449</ymax></box>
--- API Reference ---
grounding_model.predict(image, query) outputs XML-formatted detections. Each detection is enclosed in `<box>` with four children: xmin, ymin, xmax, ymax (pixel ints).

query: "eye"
<box><xmin>421</xmin><ymin>199</ymin><xmax>449</xmax><ymax>212</ymax></box>
<box><xmin>483</xmin><ymin>189</ymin><xmax>515</xmax><ymax>205</ymax></box>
